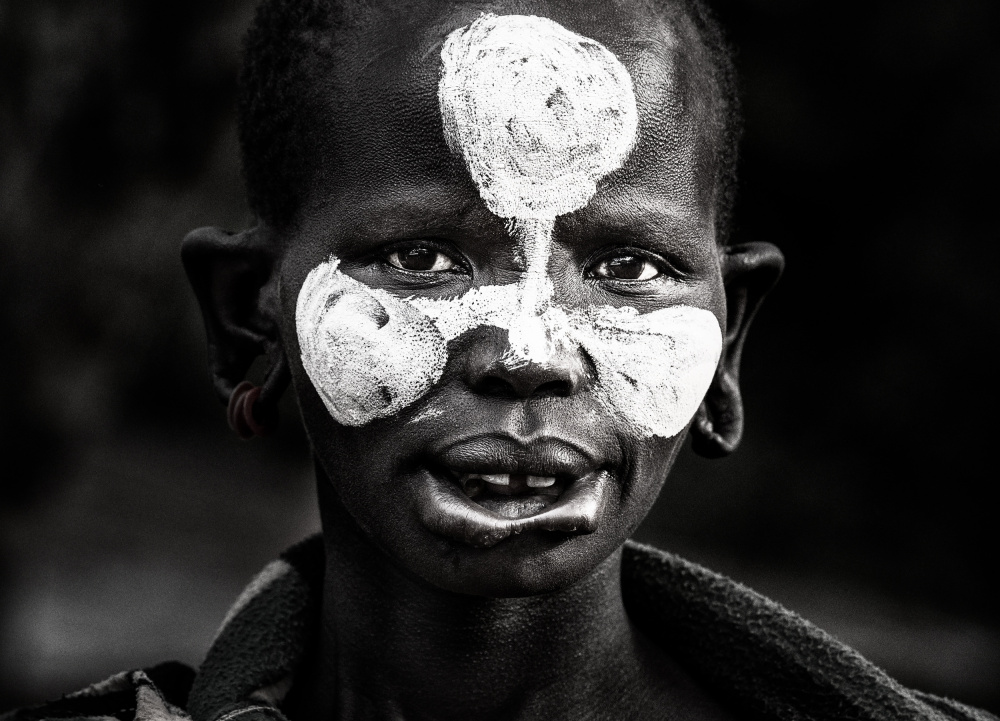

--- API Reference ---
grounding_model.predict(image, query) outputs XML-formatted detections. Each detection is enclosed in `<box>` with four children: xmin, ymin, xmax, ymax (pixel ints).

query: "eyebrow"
<box><xmin>347</xmin><ymin>182</ymin><xmax>476</xmax><ymax>220</ymax></box>
<box><xmin>317</xmin><ymin>181</ymin><xmax>712</xmax><ymax>259</ymax></box>
<box><xmin>575</xmin><ymin>195</ymin><xmax>712</xmax><ymax>253</ymax></box>
<box><xmin>318</xmin><ymin>183</ymin><xmax>505</xmax><ymax>253</ymax></box>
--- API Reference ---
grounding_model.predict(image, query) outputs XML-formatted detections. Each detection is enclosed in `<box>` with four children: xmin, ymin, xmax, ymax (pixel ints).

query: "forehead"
<box><xmin>302</xmin><ymin>1</ymin><xmax>710</xmax><ymax>233</ymax></box>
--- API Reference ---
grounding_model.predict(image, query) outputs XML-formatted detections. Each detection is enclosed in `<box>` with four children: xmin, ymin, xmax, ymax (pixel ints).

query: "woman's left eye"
<box><xmin>590</xmin><ymin>254</ymin><xmax>661</xmax><ymax>281</ymax></box>
<box><xmin>386</xmin><ymin>247</ymin><xmax>458</xmax><ymax>272</ymax></box>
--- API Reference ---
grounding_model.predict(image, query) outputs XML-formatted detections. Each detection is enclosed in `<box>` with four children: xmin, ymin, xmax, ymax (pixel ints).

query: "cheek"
<box><xmin>573</xmin><ymin>305</ymin><xmax>722</xmax><ymax>439</ymax></box>
<box><xmin>295</xmin><ymin>259</ymin><xmax>721</xmax><ymax>439</ymax></box>
<box><xmin>295</xmin><ymin>259</ymin><xmax>448</xmax><ymax>426</ymax></box>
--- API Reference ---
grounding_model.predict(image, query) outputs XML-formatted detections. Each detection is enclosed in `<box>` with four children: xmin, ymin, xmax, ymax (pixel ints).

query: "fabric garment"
<box><xmin>4</xmin><ymin>536</ymin><xmax>995</xmax><ymax>721</ymax></box>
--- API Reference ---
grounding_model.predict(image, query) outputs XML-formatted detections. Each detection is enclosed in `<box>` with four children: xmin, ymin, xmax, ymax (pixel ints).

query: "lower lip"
<box><xmin>414</xmin><ymin>468</ymin><xmax>612</xmax><ymax>548</ymax></box>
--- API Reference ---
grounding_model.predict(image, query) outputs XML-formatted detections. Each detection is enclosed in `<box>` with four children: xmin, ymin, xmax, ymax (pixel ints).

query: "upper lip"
<box><xmin>432</xmin><ymin>434</ymin><xmax>599</xmax><ymax>480</ymax></box>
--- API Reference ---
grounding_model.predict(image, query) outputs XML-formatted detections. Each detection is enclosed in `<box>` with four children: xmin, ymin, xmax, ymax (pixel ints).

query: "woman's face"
<box><xmin>275</xmin><ymin>11</ymin><xmax>728</xmax><ymax>596</ymax></box>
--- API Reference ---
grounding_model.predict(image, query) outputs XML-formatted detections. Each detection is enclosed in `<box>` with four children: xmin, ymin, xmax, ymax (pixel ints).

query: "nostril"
<box><xmin>469</xmin><ymin>365</ymin><xmax>581</xmax><ymax>399</ymax></box>
<box><xmin>534</xmin><ymin>379</ymin><xmax>572</xmax><ymax>398</ymax></box>
<box><xmin>474</xmin><ymin>376</ymin><xmax>520</xmax><ymax>398</ymax></box>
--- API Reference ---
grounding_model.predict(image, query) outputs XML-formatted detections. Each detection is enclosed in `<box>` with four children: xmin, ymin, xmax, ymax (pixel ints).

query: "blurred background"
<box><xmin>1</xmin><ymin>0</ymin><xmax>997</xmax><ymax>713</ymax></box>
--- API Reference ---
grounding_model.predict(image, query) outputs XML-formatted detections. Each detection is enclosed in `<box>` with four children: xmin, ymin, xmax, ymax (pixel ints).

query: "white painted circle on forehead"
<box><xmin>438</xmin><ymin>13</ymin><xmax>639</xmax><ymax>219</ymax></box>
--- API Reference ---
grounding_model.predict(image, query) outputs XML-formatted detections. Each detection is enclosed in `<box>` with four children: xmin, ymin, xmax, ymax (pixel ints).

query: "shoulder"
<box><xmin>620</xmin><ymin>540</ymin><xmax>997</xmax><ymax>721</ymax></box>
<box><xmin>1</xmin><ymin>662</ymin><xmax>194</xmax><ymax>721</ymax></box>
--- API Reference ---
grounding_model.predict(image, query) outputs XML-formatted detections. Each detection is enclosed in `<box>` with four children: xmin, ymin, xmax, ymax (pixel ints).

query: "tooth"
<box><xmin>482</xmin><ymin>474</ymin><xmax>510</xmax><ymax>486</ymax></box>
<box><xmin>527</xmin><ymin>476</ymin><xmax>556</xmax><ymax>488</ymax></box>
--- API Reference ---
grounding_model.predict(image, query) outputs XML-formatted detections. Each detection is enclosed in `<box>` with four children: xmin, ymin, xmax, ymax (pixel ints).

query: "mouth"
<box><xmin>414</xmin><ymin>435</ymin><xmax>613</xmax><ymax>548</ymax></box>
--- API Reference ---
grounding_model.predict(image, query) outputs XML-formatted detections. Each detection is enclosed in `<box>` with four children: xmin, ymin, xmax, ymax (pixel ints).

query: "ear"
<box><xmin>690</xmin><ymin>242</ymin><xmax>784</xmax><ymax>458</ymax></box>
<box><xmin>181</xmin><ymin>225</ymin><xmax>290</xmax><ymax>418</ymax></box>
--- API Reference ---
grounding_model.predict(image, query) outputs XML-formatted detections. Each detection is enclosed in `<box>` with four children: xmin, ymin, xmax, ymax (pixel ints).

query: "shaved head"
<box><xmin>238</xmin><ymin>0</ymin><xmax>739</xmax><ymax>241</ymax></box>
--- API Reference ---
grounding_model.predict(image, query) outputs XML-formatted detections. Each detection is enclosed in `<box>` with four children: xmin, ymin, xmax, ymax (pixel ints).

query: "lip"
<box><xmin>434</xmin><ymin>434</ymin><xmax>599</xmax><ymax>480</ymax></box>
<box><xmin>416</xmin><ymin>434</ymin><xmax>612</xmax><ymax>548</ymax></box>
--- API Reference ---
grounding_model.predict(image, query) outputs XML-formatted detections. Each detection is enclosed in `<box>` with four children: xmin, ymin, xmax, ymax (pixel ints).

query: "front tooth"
<box><xmin>482</xmin><ymin>474</ymin><xmax>510</xmax><ymax>486</ymax></box>
<box><xmin>526</xmin><ymin>476</ymin><xmax>556</xmax><ymax>488</ymax></box>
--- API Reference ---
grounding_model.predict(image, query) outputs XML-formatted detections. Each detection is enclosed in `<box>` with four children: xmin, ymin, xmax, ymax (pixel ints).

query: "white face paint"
<box><xmin>296</xmin><ymin>259</ymin><xmax>448</xmax><ymax>426</ymax></box>
<box><xmin>437</xmin><ymin>13</ymin><xmax>638</xmax><ymax>220</ymax></box>
<box><xmin>295</xmin><ymin>14</ymin><xmax>723</xmax><ymax>438</ymax></box>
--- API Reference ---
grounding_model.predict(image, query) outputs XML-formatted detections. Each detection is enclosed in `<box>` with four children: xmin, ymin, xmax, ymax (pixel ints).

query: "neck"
<box><xmin>302</xmin><ymin>472</ymin><xmax>638</xmax><ymax>721</ymax></box>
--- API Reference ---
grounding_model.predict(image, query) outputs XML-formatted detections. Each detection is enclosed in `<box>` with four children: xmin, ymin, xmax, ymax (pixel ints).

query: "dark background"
<box><xmin>1</xmin><ymin>0</ymin><xmax>997</xmax><ymax>713</ymax></box>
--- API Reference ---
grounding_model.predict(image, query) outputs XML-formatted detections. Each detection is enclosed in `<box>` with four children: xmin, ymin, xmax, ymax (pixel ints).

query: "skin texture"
<box><xmin>182</xmin><ymin>1</ymin><xmax>784</xmax><ymax>718</ymax></box>
<box><xmin>296</xmin><ymin>17</ymin><xmax>723</xmax><ymax>441</ymax></box>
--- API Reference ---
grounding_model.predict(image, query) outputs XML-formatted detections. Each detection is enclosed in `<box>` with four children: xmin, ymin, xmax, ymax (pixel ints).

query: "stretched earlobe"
<box><xmin>691</xmin><ymin>242</ymin><xmax>784</xmax><ymax>458</ymax></box>
<box><xmin>691</xmin><ymin>373</ymin><xmax>743</xmax><ymax>458</ymax></box>
<box><xmin>182</xmin><ymin>225</ymin><xmax>290</xmax><ymax>433</ymax></box>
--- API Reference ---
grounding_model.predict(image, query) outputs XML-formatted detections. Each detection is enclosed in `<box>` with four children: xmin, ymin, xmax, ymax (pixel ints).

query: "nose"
<box><xmin>463</xmin><ymin>327</ymin><xmax>590</xmax><ymax>399</ymax></box>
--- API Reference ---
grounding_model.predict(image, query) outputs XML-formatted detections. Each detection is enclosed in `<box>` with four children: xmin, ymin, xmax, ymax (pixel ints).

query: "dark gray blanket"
<box><xmin>5</xmin><ymin>536</ymin><xmax>994</xmax><ymax>721</ymax></box>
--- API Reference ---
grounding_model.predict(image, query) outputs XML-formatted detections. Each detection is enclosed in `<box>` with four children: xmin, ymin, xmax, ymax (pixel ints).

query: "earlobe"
<box><xmin>691</xmin><ymin>242</ymin><xmax>784</xmax><ymax>458</ymax></box>
<box><xmin>181</xmin><ymin>225</ymin><xmax>290</xmax><ymax>431</ymax></box>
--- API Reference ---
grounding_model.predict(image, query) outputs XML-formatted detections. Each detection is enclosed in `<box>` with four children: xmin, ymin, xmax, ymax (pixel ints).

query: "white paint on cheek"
<box><xmin>569</xmin><ymin>305</ymin><xmax>722</xmax><ymax>439</ymax></box>
<box><xmin>296</xmin><ymin>259</ymin><xmax>448</xmax><ymax>426</ymax></box>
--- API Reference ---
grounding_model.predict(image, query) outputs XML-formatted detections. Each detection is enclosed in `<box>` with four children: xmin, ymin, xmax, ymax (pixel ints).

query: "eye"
<box><xmin>386</xmin><ymin>246</ymin><xmax>458</xmax><ymax>273</ymax></box>
<box><xmin>589</xmin><ymin>253</ymin><xmax>662</xmax><ymax>281</ymax></box>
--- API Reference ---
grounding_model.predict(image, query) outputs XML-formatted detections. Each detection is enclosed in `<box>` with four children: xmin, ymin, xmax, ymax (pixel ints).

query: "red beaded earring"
<box><xmin>227</xmin><ymin>381</ymin><xmax>276</xmax><ymax>439</ymax></box>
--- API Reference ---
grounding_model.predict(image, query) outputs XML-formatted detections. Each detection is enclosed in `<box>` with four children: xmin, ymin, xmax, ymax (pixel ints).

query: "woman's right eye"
<box><xmin>385</xmin><ymin>247</ymin><xmax>458</xmax><ymax>273</ymax></box>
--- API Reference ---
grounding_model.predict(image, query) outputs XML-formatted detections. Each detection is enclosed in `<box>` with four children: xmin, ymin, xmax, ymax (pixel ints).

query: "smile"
<box><xmin>415</xmin><ymin>435</ymin><xmax>613</xmax><ymax>548</ymax></box>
